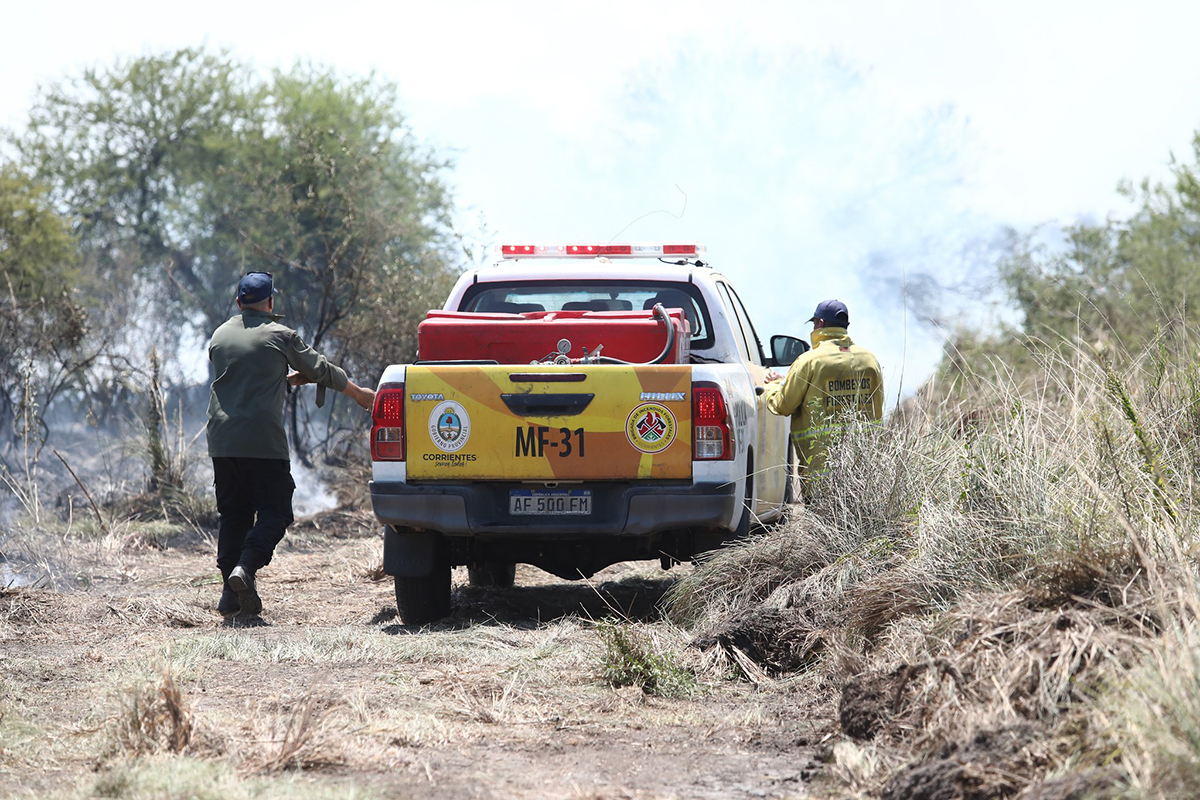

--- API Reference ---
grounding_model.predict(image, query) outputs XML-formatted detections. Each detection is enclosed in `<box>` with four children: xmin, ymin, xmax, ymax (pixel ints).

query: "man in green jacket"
<box><xmin>763</xmin><ymin>299</ymin><xmax>883</xmax><ymax>488</ymax></box>
<box><xmin>207</xmin><ymin>272</ymin><xmax>376</xmax><ymax>618</ymax></box>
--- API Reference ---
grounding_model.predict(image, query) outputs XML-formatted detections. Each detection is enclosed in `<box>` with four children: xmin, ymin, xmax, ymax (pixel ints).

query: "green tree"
<box><xmin>0</xmin><ymin>165</ymin><xmax>78</xmax><ymax>295</ymax></box>
<box><xmin>226</xmin><ymin>65</ymin><xmax>458</xmax><ymax>459</ymax></box>
<box><xmin>944</xmin><ymin>132</ymin><xmax>1200</xmax><ymax>385</ymax></box>
<box><xmin>229</xmin><ymin>65</ymin><xmax>454</xmax><ymax>364</ymax></box>
<box><xmin>11</xmin><ymin>48</ymin><xmax>462</xmax><ymax>459</ymax></box>
<box><xmin>0</xmin><ymin>164</ymin><xmax>87</xmax><ymax>453</ymax></box>
<box><xmin>14</xmin><ymin>48</ymin><xmax>258</xmax><ymax>347</ymax></box>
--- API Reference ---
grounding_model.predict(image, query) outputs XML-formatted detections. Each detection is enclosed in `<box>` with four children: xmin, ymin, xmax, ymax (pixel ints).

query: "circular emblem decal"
<box><xmin>625</xmin><ymin>402</ymin><xmax>677</xmax><ymax>454</ymax></box>
<box><xmin>428</xmin><ymin>401</ymin><xmax>471</xmax><ymax>452</ymax></box>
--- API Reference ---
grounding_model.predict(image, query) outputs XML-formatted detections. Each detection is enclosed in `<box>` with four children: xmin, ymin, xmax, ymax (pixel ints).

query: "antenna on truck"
<box><xmin>606</xmin><ymin>184</ymin><xmax>688</xmax><ymax>243</ymax></box>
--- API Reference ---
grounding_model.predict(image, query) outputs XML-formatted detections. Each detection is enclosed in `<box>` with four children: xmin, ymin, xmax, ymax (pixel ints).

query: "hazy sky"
<box><xmin>4</xmin><ymin>1</ymin><xmax>1199</xmax><ymax>395</ymax></box>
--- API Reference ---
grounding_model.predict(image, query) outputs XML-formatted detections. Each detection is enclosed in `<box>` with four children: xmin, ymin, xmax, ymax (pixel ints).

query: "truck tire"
<box><xmin>783</xmin><ymin>442</ymin><xmax>797</xmax><ymax>506</ymax></box>
<box><xmin>468</xmin><ymin>562</ymin><xmax>517</xmax><ymax>588</ymax></box>
<box><xmin>733</xmin><ymin>452</ymin><xmax>755</xmax><ymax>539</ymax></box>
<box><xmin>394</xmin><ymin>567</ymin><xmax>451</xmax><ymax>626</ymax></box>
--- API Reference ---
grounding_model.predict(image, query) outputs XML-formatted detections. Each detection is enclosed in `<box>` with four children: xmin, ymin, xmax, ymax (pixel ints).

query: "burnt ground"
<box><xmin>0</xmin><ymin>515</ymin><xmax>831</xmax><ymax>799</ymax></box>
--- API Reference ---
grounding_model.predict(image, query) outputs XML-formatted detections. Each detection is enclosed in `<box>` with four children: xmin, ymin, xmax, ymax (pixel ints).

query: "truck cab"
<box><xmin>370</xmin><ymin>243</ymin><xmax>808</xmax><ymax>623</ymax></box>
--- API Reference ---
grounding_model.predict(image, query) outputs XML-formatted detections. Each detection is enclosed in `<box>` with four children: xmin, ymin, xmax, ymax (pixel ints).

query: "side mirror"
<box><xmin>769</xmin><ymin>335</ymin><xmax>809</xmax><ymax>368</ymax></box>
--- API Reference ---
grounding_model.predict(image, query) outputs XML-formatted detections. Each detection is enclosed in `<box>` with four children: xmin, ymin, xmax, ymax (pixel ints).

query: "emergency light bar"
<box><xmin>500</xmin><ymin>243</ymin><xmax>706</xmax><ymax>259</ymax></box>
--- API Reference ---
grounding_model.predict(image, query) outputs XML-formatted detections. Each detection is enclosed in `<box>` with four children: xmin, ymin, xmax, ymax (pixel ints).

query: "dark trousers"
<box><xmin>213</xmin><ymin>457</ymin><xmax>295</xmax><ymax>579</ymax></box>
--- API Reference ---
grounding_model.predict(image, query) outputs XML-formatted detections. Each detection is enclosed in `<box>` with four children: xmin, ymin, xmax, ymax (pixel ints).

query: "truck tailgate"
<box><xmin>405</xmin><ymin>364</ymin><xmax>692</xmax><ymax>481</ymax></box>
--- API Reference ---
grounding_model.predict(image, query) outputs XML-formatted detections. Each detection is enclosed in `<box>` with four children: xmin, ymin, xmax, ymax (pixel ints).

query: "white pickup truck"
<box><xmin>369</xmin><ymin>243</ymin><xmax>811</xmax><ymax>623</ymax></box>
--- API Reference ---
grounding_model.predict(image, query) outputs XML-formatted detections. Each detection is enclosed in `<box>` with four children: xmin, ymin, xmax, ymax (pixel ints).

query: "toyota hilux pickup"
<box><xmin>369</xmin><ymin>243</ymin><xmax>811</xmax><ymax>623</ymax></box>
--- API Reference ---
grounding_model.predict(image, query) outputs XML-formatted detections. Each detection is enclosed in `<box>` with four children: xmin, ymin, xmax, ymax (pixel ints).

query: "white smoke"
<box><xmin>291</xmin><ymin>460</ymin><xmax>338</xmax><ymax>518</ymax></box>
<box><xmin>444</xmin><ymin>48</ymin><xmax>989</xmax><ymax>400</ymax></box>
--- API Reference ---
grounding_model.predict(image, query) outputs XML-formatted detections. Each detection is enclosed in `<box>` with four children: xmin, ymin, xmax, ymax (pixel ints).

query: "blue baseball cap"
<box><xmin>808</xmin><ymin>299</ymin><xmax>849</xmax><ymax>327</ymax></box>
<box><xmin>237</xmin><ymin>272</ymin><xmax>275</xmax><ymax>304</ymax></box>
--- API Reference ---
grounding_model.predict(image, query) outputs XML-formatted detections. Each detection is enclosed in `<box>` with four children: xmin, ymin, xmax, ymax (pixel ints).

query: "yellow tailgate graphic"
<box><xmin>406</xmin><ymin>365</ymin><xmax>692</xmax><ymax>480</ymax></box>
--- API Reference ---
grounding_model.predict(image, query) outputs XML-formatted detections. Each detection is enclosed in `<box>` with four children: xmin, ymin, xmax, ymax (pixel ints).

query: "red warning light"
<box><xmin>499</xmin><ymin>243</ymin><xmax>706</xmax><ymax>259</ymax></box>
<box><xmin>566</xmin><ymin>244</ymin><xmax>633</xmax><ymax>256</ymax></box>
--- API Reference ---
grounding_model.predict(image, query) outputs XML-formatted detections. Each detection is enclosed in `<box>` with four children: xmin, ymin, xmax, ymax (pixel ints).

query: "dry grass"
<box><xmin>1114</xmin><ymin>608</ymin><xmax>1200</xmax><ymax>797</ymax></box>
<box><xmin>1</xmin><ymin>480</ymin><xmax>808</xmax><ymax>798</ymax></box>
<box><xmin>108</xmin><ymin>664</ymin><xmax>193</xmax><ymax>758</ymax></box>
<box><xmin>108</xmin><ymin>596</ymin><xmax>210</xmax><ymax>628</ymax></box>
<box><xmin>81</xmin><ymin>757</ymin><xmax>379</xmax><ymax>800</ymax></box>
<box><xmin>447</xmin><ymin>673</ymin><xmax>544</xmax><ymax>724</ymax></box>
<box><xmin>667</xmin><ymin>323</ymin><xmax>1200</xmax><ymax>796</ymax></box>
<box><xmin>168</xmin><ymin>619</ymin><xmax>599</xmax><ymax>669</ymax></box>
<box><xmin>9</xmin><ymin>319</ymin><xmax>1200</xmax><ymax>796</ymax></box>
<box><xmin>249</xmin><ymin>693</ymin><xmax>344</xmax><ymax>774</ymax></box>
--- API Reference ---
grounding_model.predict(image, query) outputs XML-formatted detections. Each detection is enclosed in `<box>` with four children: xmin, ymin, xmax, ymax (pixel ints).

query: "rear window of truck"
<box><xmin>460</xmin><ymin>281</ymin><xmax>715</xmax><ymax>349</ymax></box>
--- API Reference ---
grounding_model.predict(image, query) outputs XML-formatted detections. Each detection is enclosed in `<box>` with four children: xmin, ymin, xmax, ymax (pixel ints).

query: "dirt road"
<box><xmin>0</xmin><ymin>515</ymin><xmax>827</xmax><ymax>798</ymax></box>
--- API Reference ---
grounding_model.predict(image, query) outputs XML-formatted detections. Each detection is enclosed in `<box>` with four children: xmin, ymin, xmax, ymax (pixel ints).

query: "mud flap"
<box><xmin>383</xmin><ymin>527</ymin><xmax>441</xmax><ymax>578</ymax></box>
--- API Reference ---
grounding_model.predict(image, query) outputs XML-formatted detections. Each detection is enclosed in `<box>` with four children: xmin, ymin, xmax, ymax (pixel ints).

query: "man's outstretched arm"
<box><xmin>763</xmin><ymin>357</ymin><xmax>814</xmax><ymax>418</ymax></box>
<box><xmin>285</xmin><ymin>332</ymin><xmax>376</xmax><ymax>410</ymax></box>
<box><xmin>288</xmin><ymin>371</ymin><xmax>375</xmax><ymax>410</ymax></box>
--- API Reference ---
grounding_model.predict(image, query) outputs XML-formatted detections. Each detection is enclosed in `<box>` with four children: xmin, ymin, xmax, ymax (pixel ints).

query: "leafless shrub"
<box><xmin>448</xmin><ymin>674</ymin><xmax>533</xmax><ymax>724</ymax></box>
<box><xmin>693</xmin><ymin>606</ymin><xmax>827</xmax><ymax>676</ymax></box>
<box><xmin>251</xmin><ymin>694</ymin><xmax>344</xmax><ymax>774</ymax></box>
<box><xmin>360</xmin><ymin>559</ymin><xmax>387</xmax><ymax>583</ymax></box>
<box><xmin>109</xmin><ymin>664</ymin><xmax>193</xmax><ymax>757</ymax></box>
<box><xmin>347</xmin><ymin>542</ymin><xmax>386</xmax><ymax>583</ymax></box>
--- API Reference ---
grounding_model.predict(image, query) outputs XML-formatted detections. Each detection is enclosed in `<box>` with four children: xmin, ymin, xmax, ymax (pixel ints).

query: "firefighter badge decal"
<box><xmin>625</xmin><ymin>403</ymin><xmax>677</xmax><ymax>454</ymax></box>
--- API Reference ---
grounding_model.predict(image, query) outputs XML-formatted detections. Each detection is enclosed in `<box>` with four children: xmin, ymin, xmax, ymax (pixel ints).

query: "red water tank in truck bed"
<box><xmin>417</xmin><ymin>309</ymin><xmax>691</xmax><ymax>364</ymax></box>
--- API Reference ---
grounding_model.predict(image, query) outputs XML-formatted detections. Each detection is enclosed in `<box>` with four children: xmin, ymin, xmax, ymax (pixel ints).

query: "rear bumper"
<box><xmin>369</xmin><ymin>480</ymin><xmax>738</xmax><ymax>536</ymax></box>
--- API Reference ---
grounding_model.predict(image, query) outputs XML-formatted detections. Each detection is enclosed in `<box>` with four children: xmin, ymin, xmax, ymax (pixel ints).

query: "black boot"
<box><xmin>217</xmin><ymin>588</ymin><xmax>241</xmax><ymax>617</ymax></box>
<box><xmin>217</xmin><ymin>568</ymin><xmax>240</xmax><ymax>617</ymax></box>
<box><xmin>227</xmin><ymin>565</ymin><xmax>263</xmax><ymax>616</ymax></box>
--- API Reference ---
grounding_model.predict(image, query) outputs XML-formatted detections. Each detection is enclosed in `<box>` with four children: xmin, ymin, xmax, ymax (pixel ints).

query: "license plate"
<box><xmin>509</xmin><ymin>489</ymin><xmax>592</xmax><ymax>515</ymax></box>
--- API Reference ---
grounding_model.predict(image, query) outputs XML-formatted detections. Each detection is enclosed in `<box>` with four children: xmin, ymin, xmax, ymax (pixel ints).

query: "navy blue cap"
<box><xmin>237</xmin><ymin>272</ymin><xmax>275</xmax><ymax>304</ymax></box>
<box><xmin>808</xmin><ymin>299</ymin><xmax>849</xmax><ymax>327</ymax></box>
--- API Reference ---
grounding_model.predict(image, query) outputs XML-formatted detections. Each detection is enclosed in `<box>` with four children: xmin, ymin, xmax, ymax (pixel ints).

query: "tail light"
<box><xmin>371</xmin><ymin>382</ymin><xmax>405</xmax><ymax>461</ymax></box>
<box><xmin>693</xmin><ymin>381</ymin><xmax>733</xmax><ymax>460</ymax></box>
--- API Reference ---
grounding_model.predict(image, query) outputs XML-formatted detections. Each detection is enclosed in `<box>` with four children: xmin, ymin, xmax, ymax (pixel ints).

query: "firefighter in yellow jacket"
<box><xmin>763</xmin><ymin>299</ymin><xmax>883</xmax><ymax>484</ymax></box>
